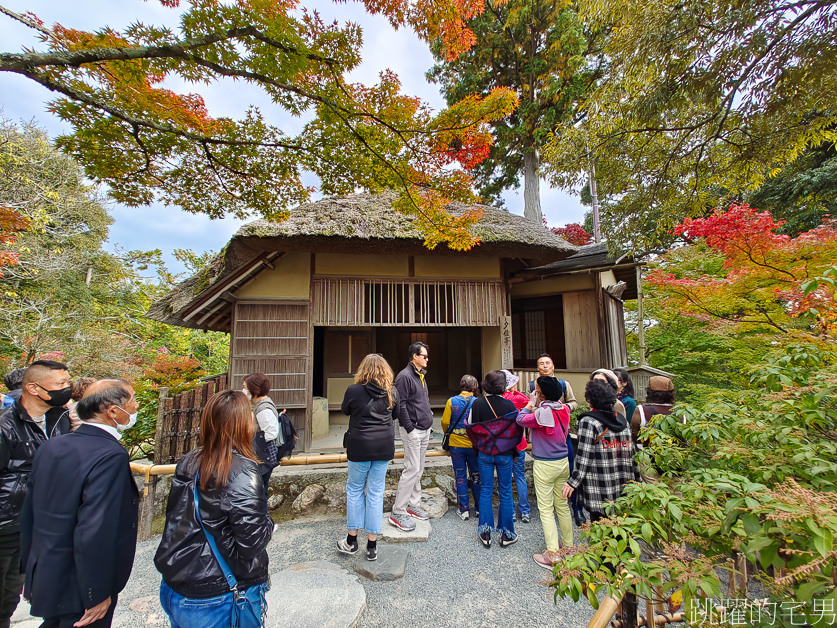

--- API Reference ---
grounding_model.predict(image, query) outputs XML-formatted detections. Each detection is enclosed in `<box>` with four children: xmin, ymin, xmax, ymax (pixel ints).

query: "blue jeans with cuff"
<box><xmin>346</xmin><ymin>459</ymin><xmax>390</xmax><ymax>534</ymax></box>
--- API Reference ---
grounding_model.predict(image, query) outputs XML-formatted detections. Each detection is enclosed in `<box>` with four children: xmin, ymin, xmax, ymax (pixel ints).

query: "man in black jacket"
<box><xmin>21</xmin><ymin>379</ymin><xmax>139</xmax><ymax>628</ymax></box>
<box><xmin>0</xmin><ymin>360</ymin><xmax>71</xmax><ymax>627</ymax></box>
<box><xmin>389</xmin><ymin>342</ymin><xmax>433</xmax><ymax>532</ymax></box>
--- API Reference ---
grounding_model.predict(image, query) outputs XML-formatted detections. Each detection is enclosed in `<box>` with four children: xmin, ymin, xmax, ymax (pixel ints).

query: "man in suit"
<box><xmin>21</xmin><ymin>380</ymin><xmax>140</xmax><ymax>627</ymax></box>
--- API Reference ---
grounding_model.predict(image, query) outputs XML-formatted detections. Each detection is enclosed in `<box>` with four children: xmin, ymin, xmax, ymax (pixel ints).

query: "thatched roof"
<box><xmin>513</xmin><ymin>242</ymin><xmax>643</xmax><ymax>300</ymax></box>
<box><xmin>147</xmin><ymin>192</ymin><xmax>576</xmax><ymax>329</ymax></box>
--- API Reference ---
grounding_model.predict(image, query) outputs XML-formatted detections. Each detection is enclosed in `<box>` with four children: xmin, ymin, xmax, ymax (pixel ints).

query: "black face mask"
<box><xmin>36</xmin><ymin>384</ymin><xmax>72</xmax><ymax>407</ymax></box>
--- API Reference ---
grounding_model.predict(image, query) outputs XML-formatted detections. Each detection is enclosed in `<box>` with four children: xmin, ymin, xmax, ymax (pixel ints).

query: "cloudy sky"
<box><xmin>0</xmin><ymin>0</ymin><xmax>587</xmax><ymax>272</ymax></box>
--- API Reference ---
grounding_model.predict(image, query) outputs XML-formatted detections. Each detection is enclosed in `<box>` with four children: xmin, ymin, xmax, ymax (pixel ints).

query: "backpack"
<box><xmin>276</xmin><ymin>411</ymin><xmax>297</xmax><ymax>460</ymax></box>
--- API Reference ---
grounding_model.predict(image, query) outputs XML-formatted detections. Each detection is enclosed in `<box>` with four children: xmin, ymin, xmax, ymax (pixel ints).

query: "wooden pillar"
<box><xmin>136</xmin><ymin>473</ymin><xmax>158</xmax><ymax>542</ymax></box>
<box><xmin>636</xmin><ymin>265</ymin><xmax>646</xmax><ymax>367</ymax></box>
<box><xmin>152</xmin><ymin>387</ymin><xmax>169</xmax><ymax>464</ymax></box>
<box><xmin>594</xmin><ymin>273</ymin><xmax>609</xmax><ymax>368</ymax></box>
<box><xmin>138</xmin><ymin>386</ymin><xmax>169</xmax><ymax>541</ymax></box>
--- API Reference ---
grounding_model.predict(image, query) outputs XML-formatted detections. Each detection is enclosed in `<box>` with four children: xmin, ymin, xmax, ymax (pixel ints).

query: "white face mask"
<box><xmin>242</xmin><ymin>388</ymin><xmax>252</xmax><ymax>400</ymax></box>
<box><xmin>115</xmin><ymin>406</ymin><xmax>138</xmax><ymax>432</ymax></box>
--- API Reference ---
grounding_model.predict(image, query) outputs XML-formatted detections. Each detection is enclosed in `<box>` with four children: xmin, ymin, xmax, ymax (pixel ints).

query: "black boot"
<box><xmin>572</xmin><ymin>504</ymin><xmax>586</xmax><ymax>527</ymax></box>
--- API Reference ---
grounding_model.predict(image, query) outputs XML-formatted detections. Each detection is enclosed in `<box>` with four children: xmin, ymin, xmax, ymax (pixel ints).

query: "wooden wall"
<box><xmin>229</xmin><ymin>301</ymin><xmax>312</xmax><ymax>449</ymax></box>
<box><xmin>562</xmin><ymin>291</ymin><xmax>602</xmax><ymax>370</ymax></box>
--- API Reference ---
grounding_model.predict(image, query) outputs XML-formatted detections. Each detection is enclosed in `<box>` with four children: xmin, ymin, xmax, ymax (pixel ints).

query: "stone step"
<box><xmin>353</xmin><ymin>545</ymin><xmax>410</xmax><ymax>581</ymax></box>
<box><xmin>380</xmin><ymin>512</ymin><xmax>432</xmax><ymax>542</ymax></box>
<box><xmin>268</xmin><ymin>560</ymin><xmax>366</xmax><ymax>627</ymax></box>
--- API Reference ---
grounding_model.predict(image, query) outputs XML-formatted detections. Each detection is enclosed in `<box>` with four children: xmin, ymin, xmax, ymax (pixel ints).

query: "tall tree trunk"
<box><xmin>523</xmin><ymin>150</ymin><xmax>543</xmax><ymax>224</ymax></box>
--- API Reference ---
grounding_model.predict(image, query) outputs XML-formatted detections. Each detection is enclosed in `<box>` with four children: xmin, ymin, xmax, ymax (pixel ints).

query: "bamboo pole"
<box><xmin>130</xmin><ymin>448</ymin><xmax>454</xmax><ymax>477</ymax></box>
<box><xmin>611</xmin><ymin>613</ymin><xmax>684</xmax><ymax>628</ymax></box>
<box><xmin>587</xmin><ymin>594</ymin><xmax>624</xmax><ymax>628</ymax></box>
<box><xmin>645</xmin><ymin>597</ymin><xmax>656</xmax><ymax>628</ymax></box>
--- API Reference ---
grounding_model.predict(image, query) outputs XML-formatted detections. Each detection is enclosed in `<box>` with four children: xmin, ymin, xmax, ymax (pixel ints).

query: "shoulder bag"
<box><xmin>442</xmin><ymin>397</ymin><xmax>474</xmax><ymax>451</ymax></box>
<box><xmin>193</xmin><ymin>475</ymin><xmax>268</xmax><ymax>628</ymax></box>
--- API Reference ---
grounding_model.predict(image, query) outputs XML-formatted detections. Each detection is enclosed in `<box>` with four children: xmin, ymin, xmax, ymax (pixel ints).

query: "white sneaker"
<box><xmin>457</xmin><ymin>510</ymin><xmax>470</xmax><ymax>521</ymax></box>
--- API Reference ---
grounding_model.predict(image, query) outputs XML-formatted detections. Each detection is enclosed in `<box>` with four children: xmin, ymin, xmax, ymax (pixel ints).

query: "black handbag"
<box><xmin>253</xmin><ymin>431</ymin><xmax>279</xmax><ymax>469</ymax></box>
<box><xmin>442</xmin><ymin>397</ymin><xmax>474</xmax><ymax>451</ymax></box>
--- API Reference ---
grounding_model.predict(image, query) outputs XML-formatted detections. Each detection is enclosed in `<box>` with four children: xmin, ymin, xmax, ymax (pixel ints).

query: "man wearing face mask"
<box><xmin>0</xmin><ymin>360</ymin><xmax>72</xmax><ymax>627</ymax></box>
<box><xmin>21</xmin><ymin>379</ymin><xmax>139</xmax><ymax>628</ymax></box>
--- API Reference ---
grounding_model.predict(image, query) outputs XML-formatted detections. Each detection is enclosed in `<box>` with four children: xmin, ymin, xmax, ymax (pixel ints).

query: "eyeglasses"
<box><xmin>417</xmin><ymin>353</ymin><xmax>429</xmax><ymax>359</ymax></box>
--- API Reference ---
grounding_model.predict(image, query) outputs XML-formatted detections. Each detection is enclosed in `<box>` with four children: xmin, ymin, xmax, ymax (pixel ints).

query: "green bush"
<box><xmin>550</xmin><ymin>345</ymin><xmax>837</xmax><ymax>627</ymax></box>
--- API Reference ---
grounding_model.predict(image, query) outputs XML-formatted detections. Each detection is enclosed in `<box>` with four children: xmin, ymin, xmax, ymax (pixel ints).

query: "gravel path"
<box><xmin>14</xmin><ymin>508</ymin><xmax>597</xmax><ymax>628</ymax></box>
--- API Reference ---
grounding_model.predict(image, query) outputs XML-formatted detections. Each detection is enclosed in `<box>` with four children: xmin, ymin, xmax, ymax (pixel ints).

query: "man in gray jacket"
<box><xmin>389</xmin><ymin>342</ymin><xmax>433</xmax><ymax>531</ymax></box>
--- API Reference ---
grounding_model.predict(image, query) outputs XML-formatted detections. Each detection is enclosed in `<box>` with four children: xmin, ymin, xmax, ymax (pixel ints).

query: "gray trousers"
<box><xmin>392</xmin><ymin>427</ymin><xmax>430</xmax><ymax>515</ymax></box>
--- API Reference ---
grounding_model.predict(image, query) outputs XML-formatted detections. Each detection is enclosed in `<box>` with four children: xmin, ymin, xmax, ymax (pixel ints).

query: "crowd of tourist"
<box><xmin>334</xmin><ymin>343</ymin><xmax>675</xmax><ymax>574</ymax></box>
<box><xmin>0</xmin><ymin>346</ymin><xmax>675</xmax><ymax>627</ymax></box>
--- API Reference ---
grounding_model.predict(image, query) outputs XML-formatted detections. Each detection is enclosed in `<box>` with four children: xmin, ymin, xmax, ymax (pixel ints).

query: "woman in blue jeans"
<box><xmin>337</xmin><ymin>354</ymin><xmax>399</xmax><ymax>561</ymax></box>
<box><xmin>466</xmin><ymin>370</ymin><xmax>522</xmax><ymax>549</ymax></box>
<box><xmin>155</xmin><ymin>390</ymin><xmax>273</xmax><ymax>627</ymax></box>
<box><xmin>441</xmin><ymin>375</ymin><xmax>481</xmax><ymax>520</ymax></box>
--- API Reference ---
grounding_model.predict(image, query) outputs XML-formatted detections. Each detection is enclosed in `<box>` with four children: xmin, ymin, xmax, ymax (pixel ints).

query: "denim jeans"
<box><xmin>477</xmin><ymin>451</ymin><xmax>515</xmax><ymax>538</ymax></box>
<box><xmin>160</xmin><ymin>580</ymin><xmax>267</xmax><ymax>628</ymax></box>
<box><xmin>346</xmin><ymin>459</ymin><xmax>390</xmax><ymax>534</ymax></box>
<box><xmin>512</xmin><ymin>451</ymin><xmax>531</xmax><ymax>516</ymax></box>
<box><xmin>449</xmin><ymin>446</ymin><xmax>480</xmax><ymax>513</ymax></box>
<box><xmin>567</xmin><ymin>438</ymin><xmax>581</xmax><ymax>512</ymax></box>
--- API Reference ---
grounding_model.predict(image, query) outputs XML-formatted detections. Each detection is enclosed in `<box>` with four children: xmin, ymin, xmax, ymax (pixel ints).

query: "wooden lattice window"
<box><xmin>312</xmin><ymin>278</ymin><xmax>504</xmax><ymax>326</ymax></box>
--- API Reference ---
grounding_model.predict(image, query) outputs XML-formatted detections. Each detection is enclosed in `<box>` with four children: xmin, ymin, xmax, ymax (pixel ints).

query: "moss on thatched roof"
<box><xmin>236</xmin><ymin>192</ymin><xmax>569</xmax><ymax>246</ymax></box>
<box><xmin>147</xmin><ymin>192</ymin><xmax>575</xmax><ymax>327</ymax></box>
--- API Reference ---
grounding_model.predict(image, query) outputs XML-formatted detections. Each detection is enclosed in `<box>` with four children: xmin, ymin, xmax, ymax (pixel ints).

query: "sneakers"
<box><xmin>520</xmin><ymin>513</ymin><xmax>531</xmax><ymax>524</ymax></box>
<box><xmin>499</xmin><ymin>533</ymin><xmax>518</xmax><ymax>548</ymax></box>
<box><xmin>479</xmin><ymin>530</ymin><xmax>491</xmax><ymax>548</ymax></box>
<box><xmin>533</xmin><ymin>550</ymin><xmax>560</xmax><ymax>570</ymax></box>
<box><xmin>457</xmin><ymin>510</ymin><xmax>470</xmax><ymax>521</ymax></box>
<box><xmin>388</xmin><ymin>513</ymin><xmax>416</xmax><ymax>531</ymax></box>
<box><xmin>406</xmin><ymin>506</ymin><xmax>430</xmax><ymax>520</ymax></box>
<box><xmin>367</xmin><ymin>545</ymin><xmax>378</xmax><ymax>561</ymax></box>
<box><xmin>336</xmin><ymin>538</ymin><xmax>359</xmax><ymax>555</ymax></box>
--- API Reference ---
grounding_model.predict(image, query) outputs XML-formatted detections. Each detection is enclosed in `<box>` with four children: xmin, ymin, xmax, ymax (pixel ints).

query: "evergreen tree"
<box><xmin>427</xmin><ymin>0</ymin><xmax>602</xmax><ymax>223</ymax></box>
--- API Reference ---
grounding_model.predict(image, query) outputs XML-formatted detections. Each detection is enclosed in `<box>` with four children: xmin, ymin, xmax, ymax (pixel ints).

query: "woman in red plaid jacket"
<box><xmin>562</xmin><ymin>379</ymin><xmax>640</xmax><ymax>522</ymax></box>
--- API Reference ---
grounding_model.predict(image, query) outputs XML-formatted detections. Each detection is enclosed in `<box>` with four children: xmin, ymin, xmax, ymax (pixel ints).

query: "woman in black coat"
<box><xmin>155</xmin><ymin>390</ymin><xmax>273</xmax><ymax>627</ymax></box>
<box><xmin>337</xmin><ymin>354</ymin><xmax>399</xmax><ymax>561</ymax></box>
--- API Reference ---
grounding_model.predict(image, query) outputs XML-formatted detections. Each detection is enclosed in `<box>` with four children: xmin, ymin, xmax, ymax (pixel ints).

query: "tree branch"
<box><xmin>0</xmin><ymin>5</ymin><xmax>51</xmax><ymax>36</ymax></box>
<box><xmin>0</xmin><ymin>22</ymin><xmax>336</xmax><ymax>69</ymax></box>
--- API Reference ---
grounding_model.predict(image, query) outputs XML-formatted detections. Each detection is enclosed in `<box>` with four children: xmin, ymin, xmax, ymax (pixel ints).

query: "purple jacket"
<box><xmin>517</xmin><ymin>401</ymin><xmax>571</xmax><ymax>460</ymax></box>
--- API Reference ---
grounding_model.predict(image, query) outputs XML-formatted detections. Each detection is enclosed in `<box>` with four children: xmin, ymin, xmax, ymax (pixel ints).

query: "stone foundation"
<box><xmin>134</xmin><ymin>454</ymin><xmax>536</xmax><ymax>538</ymax></box>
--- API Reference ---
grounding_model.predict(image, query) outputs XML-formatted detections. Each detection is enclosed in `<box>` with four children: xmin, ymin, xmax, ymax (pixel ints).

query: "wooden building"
<box><xmin>507</xmin><ymin>242</ymin><xmax>641</xmax><ymax>398</ymax></box>
<box><xmin>148</xmin><ymin>193</ymin><xmax>637</xmax><ymax>451</ymax></box>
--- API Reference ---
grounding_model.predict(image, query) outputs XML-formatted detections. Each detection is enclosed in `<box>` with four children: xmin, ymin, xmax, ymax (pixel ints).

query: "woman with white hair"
<box><xmin>589</xmin><ymin>369</ymin><xmax>627</xmax><ymax>418</ymax></box>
